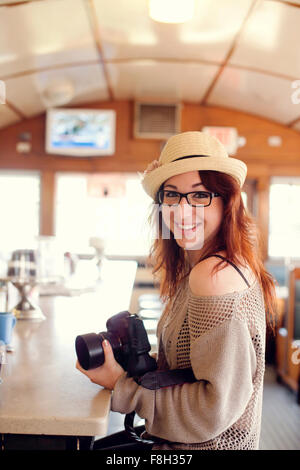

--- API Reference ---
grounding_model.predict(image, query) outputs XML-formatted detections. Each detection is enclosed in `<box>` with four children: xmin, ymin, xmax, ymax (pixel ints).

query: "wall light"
<box><xmin>148</xmin><ymin>0</ymin><xmax>194</xmax><ymax>24</ymax></box>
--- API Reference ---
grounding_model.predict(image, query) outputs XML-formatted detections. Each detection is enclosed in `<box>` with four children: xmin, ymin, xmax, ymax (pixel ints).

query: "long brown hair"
<box><xmin>147</xmin><ymin>170</ymin><xmax>277</xmax><ymax>329</ymax></box>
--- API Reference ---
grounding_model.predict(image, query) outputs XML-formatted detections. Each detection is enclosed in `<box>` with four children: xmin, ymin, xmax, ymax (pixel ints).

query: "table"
<box><xmin>0</xmin><ymin>259</ymin><xmax>137</xmax><ymax>450</ymax></box>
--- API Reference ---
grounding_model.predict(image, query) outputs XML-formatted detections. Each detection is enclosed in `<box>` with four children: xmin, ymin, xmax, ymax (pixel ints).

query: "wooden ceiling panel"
<box><xmin>207</xmin><ymin>67</ymin><xmax>300</xmax><ymax>124</ymax></box>
<box><xmin>0</xmin><ymin>103</ymin><xmax>21</xmax><ymax>129</ymax></box>
<box><xmin>279</xmin><ymin>0</ymin><xmax>300</xmax><ymax>4</ymax></box>
<box><xmin>0</xmin><ymin>0</ymin><xmax>299</xmax><ymax>131</ymax></box>
<box><xmin>5</xmin><ymin>63</ymin><xmax>110</xmax><ymax>117</ymax></box>
<box><xmin>0</xmin><ymin>1</ymin><xmax>33</xmax><ymax>4</ymax></box>
<box><xmin>229</xmin><ymin>1</ymin><xmax>300</xmax><ymax>78</ymax></box>
<box><xmin>106</xmin><ymin>61</ymin><xmax>219</xmax><ymax>102</ymax></box>
<box><xmin>0</xmin><ymin>0</ymin><xmax>99</xmax><ymax>77</ymax></box>
<box><xmin>93</xmin><ymin>0</ymin><xmax>253</xmax><ymax>63</ymax></box>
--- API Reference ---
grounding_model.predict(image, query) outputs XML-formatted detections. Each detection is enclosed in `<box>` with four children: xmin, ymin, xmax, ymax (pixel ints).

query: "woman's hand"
<box><xmin>76</xmin><ymin>339</ymin><xmax>124</xmax><ymax>390</ymax></box>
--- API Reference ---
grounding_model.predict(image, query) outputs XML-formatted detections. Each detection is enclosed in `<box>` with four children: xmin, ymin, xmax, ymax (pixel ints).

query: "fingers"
<box><xmin>75</xmin><ymin>342</ymin><xmax>124</xmax><ymax>389</ymax></box>
<box><xmin>75</xmin><ymin>340</ymin><xmax>116</xmax><ymax>377</ymax></box>
<box><xmin>102</xmin><ymin>339</ymin><xmax>115</xmax><ymax>364</ymax></box>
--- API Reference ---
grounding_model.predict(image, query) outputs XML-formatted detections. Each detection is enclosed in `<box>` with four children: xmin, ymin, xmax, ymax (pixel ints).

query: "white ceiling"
<box><xmin>0</xmin><ymin>0</ymin><xmax>300</xmax><ymax>131</ymax></box>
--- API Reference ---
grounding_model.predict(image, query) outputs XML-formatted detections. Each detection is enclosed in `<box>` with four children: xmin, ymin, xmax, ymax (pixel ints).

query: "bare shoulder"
<box><xmin>189</xmin><ymin>252</ymin><xmax>256</xmax><ymax>297</ymax></box>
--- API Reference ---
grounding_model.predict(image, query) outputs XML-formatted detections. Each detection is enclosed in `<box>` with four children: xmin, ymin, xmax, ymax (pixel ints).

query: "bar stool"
<box><xmin>142</xmin><ymin>318</ymin><xmax>159</xmax><ymax>333</ymax></box>
<box><xmin>138</xmin><ymin>309</ymin><xmax>161</xmax><ymax>319</ymax></box>
<box><xmin>138</xmin><ymin>293</ymin><xmax>162</xmax><ymax>311</ymax></box>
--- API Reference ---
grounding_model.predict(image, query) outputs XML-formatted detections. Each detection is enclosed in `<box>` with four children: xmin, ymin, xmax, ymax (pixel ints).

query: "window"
<box><xmin>241</xmin><ymin>191</ymin><xmax>247</xmax><ymax>209</ymax></box>
<box><xmin>269</xmin><ymin>177</ymin><xmax>300</xmax><ymax>259</ymax></box>
<box><xmin>55</xmin><ymin>174</ymin><xmax>91</xmax><ymax>253</ymax></box>
<box><xmin>0</xmin><ymin>171</ymin><xmax>40</xmax><ymax>256</ymax></box>
<box><xmin>55</xmin><ymin>173</ymin><xmax>153</xmax><ymax>257</ymax></box>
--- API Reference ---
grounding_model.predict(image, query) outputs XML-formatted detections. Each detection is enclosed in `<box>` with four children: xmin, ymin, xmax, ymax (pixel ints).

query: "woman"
<box><xmin>77</xmin><ymin>131</ymin><xmax>277</xmax><ymax>450</ymax></box>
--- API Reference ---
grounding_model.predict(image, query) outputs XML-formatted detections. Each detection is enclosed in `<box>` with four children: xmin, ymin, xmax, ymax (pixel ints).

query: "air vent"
<box><xmin>134</xmin><ymin>102</ymin><xmax>181</xmax><ymax>139</ymax></box>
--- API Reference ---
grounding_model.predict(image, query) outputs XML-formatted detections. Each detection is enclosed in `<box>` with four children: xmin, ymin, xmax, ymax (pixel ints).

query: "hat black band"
<box><xmin>173</xmin><ymin>154</ymin><xmax>210</xmax><ymax>162</ymax></box>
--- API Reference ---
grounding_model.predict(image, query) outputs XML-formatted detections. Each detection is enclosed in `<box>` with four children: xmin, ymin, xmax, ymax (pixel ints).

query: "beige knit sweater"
<box><xmin>111</xmin><ymin>275</ymin><xmax>266</xmax><ymax>450</ymax></box>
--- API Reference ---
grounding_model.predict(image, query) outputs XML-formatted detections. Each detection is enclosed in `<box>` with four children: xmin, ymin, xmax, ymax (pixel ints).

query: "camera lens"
<box><xmin>75</xmin><ymin>332</ymin><xmax>105</xmax><ymax>370</ymax></box>
<box><xmin>75</xmin><ymin>331</ymin><xmax>121</xmax><ymax>370</ymax></box>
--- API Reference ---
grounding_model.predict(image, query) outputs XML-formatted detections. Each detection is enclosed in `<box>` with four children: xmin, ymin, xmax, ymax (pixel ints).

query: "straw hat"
<box><xmin>142</xmin><ymin>131</ymin><xmax>247</xmax><ymax>200</ymax></box>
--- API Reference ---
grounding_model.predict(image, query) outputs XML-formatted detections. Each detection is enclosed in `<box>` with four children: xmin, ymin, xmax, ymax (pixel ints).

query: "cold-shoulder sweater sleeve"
<box><xmin>111</xmin><ymin>315</ymin><xmax>257</xmax><ymax>444</ymax></box>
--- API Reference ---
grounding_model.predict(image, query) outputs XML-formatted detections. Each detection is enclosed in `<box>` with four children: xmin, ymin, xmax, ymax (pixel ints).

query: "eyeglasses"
<box><xmin>158</xmin><ymin>190</ymin><xmax>221</xmax><ymax>207</ymax></box>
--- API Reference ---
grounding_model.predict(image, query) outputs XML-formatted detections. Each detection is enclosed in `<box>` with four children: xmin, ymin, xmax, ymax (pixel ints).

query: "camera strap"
<box><xmin>134</xmin><ymin>367</ymin><xmax>196</xmax><ymax>390</ymax></box>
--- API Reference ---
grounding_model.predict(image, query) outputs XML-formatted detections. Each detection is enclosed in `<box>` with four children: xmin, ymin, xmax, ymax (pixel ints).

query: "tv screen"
<box><xmin>45</xmin><ymin>108</ymin><xmax>116</xmax><ymax>157</ymax></box>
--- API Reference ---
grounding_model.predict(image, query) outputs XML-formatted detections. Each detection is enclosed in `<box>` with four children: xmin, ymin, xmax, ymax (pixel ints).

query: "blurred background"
<box><xmin>0</xmin><ymin>0</ymin><xmax>299</xmax><ymax>450</ymax></box>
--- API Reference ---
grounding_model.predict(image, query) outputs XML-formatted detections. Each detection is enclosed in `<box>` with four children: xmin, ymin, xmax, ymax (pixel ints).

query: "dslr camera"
<box><xmin>75</xmin><ymin>311</ymin><xmax>157</xmax><ymax>378</ymax></box>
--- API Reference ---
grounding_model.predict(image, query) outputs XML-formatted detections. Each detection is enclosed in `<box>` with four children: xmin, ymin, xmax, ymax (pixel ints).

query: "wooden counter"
<box><xmin>0</xmin><ymin>259</ymin><xmax>137</xmax><ymax>449</ymax></box>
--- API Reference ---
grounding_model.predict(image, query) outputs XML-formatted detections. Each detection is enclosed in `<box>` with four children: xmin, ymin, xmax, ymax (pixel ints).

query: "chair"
<box><xmin>138</xmin><ymin>293</ymin><xmax>163</xmax><ymax>311</ymax></box>
<box><xmin>276</xmin><ymin>266</ymin><xmax>300</xmax><ymax>404</ymax></box>
<box><xmin>264</xmin><ymin>260</ymin><xmax>289</xmax><ymax>287</ymax></box>
<box><xmin>139</xmin><ymin>309</ymin><xmax>161</xmax><ymax>320</ymax></box>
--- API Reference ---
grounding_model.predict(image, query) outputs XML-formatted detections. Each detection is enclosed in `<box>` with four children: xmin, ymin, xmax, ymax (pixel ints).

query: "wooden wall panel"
<box><xmin>256</xmin><ymin>175</ymin><xmax>271</xmax><ymax>261</ymax></box>
<box><xmin>1</xmin><ymin>101</ymin><xmax>300</xmax><ymax>172</ymax></box>
<box><xmin>0</xmin><ymin>101</ymin><xmax>162</xmax><ymax>173</ymax></box>
<box><xmin>40</xmin><ymin>171</ymin><xmax>55</xmax><ymax>236</ymax></box>
<box><xmin>181</xmin><ymin>104</ymin><xmax>300</xmax><ymax>165</ymax></box>
<box><xmin>0</xmin><ymin>100</ymin><xmax>300</xmax><ymax>248</ymax></box>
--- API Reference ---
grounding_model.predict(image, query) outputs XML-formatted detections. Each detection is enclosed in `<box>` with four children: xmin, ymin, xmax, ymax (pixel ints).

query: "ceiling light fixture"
<box><xmin>148</xmin><ymin>0</ymin><xmax>194</xmax><ymax>24</ymax></box>
<box><xmin>41</xmin><ymin>79</ymin><xmax>75</xmax><ymax>108</ymax></box>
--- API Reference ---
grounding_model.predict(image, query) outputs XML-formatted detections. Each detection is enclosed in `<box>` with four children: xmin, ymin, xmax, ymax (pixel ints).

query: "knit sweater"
<box><xmin>111</xmin><ymin>274</ymin><xmax>266</xmax><ymax>450</ymax></box>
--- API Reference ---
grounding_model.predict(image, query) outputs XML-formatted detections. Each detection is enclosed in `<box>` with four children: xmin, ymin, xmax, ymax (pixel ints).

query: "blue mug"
<box><xmin>0</xmin><ymin>312</ymin><xmax>16</xmax><ymax>345</ymax></box>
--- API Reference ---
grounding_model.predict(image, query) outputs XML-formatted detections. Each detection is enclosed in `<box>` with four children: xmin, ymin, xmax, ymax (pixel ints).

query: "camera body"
<box><xmin>75</xmin><ymin>311</ymin><xmax>157</xmax><ymax>378</ymax></box>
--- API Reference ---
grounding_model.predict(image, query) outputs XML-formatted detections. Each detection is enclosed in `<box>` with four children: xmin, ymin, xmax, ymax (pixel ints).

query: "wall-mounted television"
<box><xmin>45</xmin><ymin>108</ymin><xmax>116</xmax><ymax>157</ymax></box>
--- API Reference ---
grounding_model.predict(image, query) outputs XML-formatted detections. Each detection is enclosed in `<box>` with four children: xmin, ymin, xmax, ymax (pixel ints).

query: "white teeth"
<box><xmin>177</xmin><ymin>223</ymin><xmax>196</xmax><ymax>230</ymax></box>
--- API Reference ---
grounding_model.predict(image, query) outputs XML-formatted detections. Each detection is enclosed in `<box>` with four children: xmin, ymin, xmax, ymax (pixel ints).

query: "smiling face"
<box><xmin>160</xmin><ymin>171</ymin><xmax>224</xmax><ymax>259</ymax></box>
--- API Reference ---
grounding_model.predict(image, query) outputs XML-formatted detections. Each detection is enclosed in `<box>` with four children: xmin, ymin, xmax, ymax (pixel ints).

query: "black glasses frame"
<box><xmin>158</xmin><ymin>190</ymin><xmax>221</xmax><ymax>207</ymax></box>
